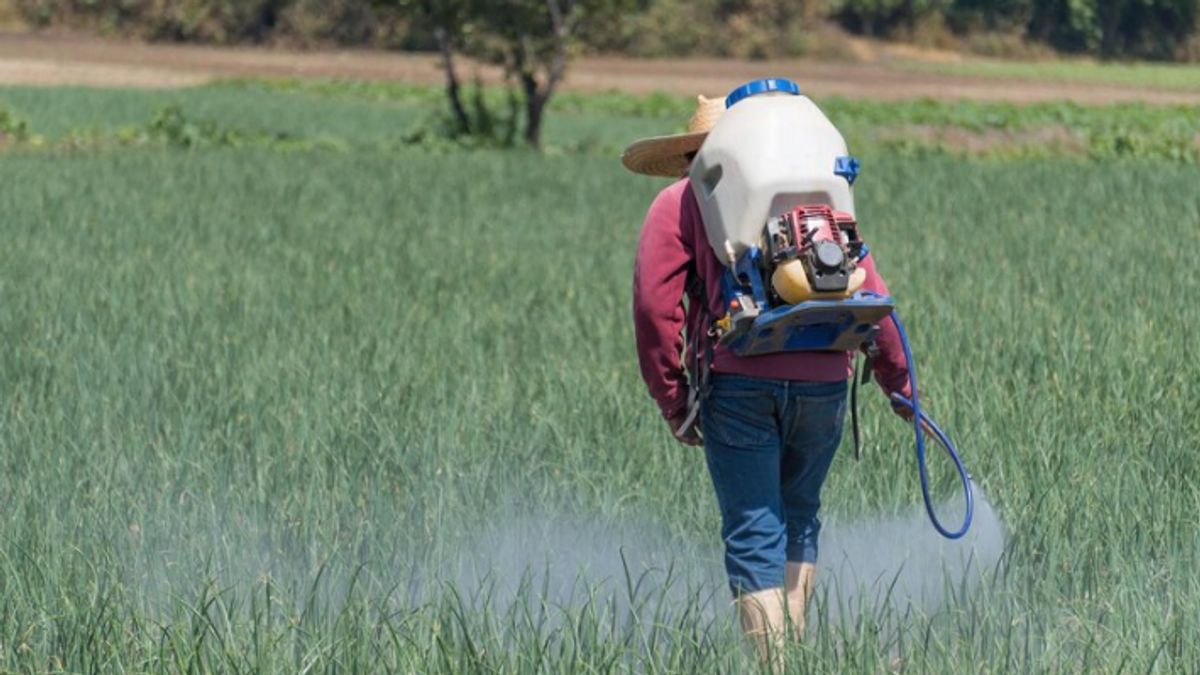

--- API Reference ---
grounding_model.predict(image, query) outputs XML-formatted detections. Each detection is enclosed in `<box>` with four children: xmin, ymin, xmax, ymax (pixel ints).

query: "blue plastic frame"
<box><xmin>720</xmin><ymin>247</ymin><xmax>894</xmax><ymax>356</ymax></box>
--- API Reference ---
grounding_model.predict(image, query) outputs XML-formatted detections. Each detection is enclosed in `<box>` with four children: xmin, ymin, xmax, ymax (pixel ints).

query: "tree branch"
<box><xmin>433</xmin><ymin>25</ymin><xmax>471</xmax><ymax>135</ymax></box>
<box><xmin>542</xmin><ymin>0</ymin><xmax>573</xmax><ymax>100</ymax></box>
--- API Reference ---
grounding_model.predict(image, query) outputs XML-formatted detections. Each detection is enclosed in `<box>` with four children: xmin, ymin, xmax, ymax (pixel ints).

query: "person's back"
<box><xmin>624</xmin><ymin>86</ymin><xmax>913</xmax><ymax>666</ymax></box>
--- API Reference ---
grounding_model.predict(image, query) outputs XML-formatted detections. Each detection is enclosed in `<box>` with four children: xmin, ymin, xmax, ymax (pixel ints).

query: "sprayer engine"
<box><xmin>765</xmin><ymin>205</ymin><xmax>866</xmax><ymax>301</ymax></box>
<box><xmin>714</xmin><ymin>205</ymin><xmax>893</xmax><ymax>356</ymax></box>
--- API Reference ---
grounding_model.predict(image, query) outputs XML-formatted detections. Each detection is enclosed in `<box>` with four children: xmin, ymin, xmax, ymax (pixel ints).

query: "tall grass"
<box><xmin>0</xmin><ymin>104</ymin><xmax>1197</xmax><ymax>670</ymax></box>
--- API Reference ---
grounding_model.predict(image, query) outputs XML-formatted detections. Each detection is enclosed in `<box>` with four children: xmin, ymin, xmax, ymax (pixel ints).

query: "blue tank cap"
<box><xmin>725</xmin><ymin>78</ymin><xmax>801</xmax><ymax>108</ymax></box>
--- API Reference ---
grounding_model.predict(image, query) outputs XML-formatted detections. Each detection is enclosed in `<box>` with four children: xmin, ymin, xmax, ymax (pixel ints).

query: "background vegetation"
<box><xmin>0</xmin><ymin>79</ymin><xmax>1198</xmax><ymax>671</ymax></box>
<box><xmin>9</xmin><ymin>0</ymin><xmax>1200</xmax><ymax>61</ymax></box>
<box><xmin>12</xmin><ymin>0</ymin><xmax>1198</xmax><ymax>149</ymax></box>
<box><xmin>6</xmin><ymin>79</ymin><xmax>1199</xmax><ymax>161</ymax></box>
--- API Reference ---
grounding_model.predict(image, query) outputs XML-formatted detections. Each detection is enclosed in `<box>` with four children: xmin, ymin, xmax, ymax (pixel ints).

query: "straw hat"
<box><xmin>621</xmin><ymin>95</ymin><xmax>724</xmax><ymax>178</ymax></box>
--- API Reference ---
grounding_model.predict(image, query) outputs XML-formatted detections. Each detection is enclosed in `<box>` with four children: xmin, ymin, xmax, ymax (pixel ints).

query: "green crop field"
<box><xmin>0</xmin><ymin>82</ymin><xmax>1198</xmax><ymax>672</ymax></box>
<box><xmin>897</xmin><ymin>58</ymin><xmax>1200</xmax><ymax>93</ymax></box>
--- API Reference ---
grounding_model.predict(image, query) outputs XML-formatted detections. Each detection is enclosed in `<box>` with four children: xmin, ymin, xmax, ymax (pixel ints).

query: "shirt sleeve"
<box><xmin>632</xmin><ymin>187</ymin><xmax>693</xmax><ymax>420</ymax></box>
<box><xmin>857</xmin><ymin>252</ymin><xmax>912</xmax><ymax>400</ymax></box>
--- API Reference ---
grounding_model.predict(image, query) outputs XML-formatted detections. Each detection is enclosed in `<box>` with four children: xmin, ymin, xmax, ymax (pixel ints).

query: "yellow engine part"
<box><xmin>771</xmin><ymin>260</ymin><xmax>866</xmax><ymax>304</ymax></box>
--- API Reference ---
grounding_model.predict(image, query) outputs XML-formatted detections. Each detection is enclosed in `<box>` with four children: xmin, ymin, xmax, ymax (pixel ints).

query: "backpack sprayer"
<box><xmin>689</xmin><ymin>79</ymin><xmax>973</xmax><ymax>539</ymax></box>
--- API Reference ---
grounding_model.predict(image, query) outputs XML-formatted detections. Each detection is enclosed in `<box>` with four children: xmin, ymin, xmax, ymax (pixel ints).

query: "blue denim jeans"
<box><xmin>701</xmin><ymin>374</ymin><xmax>848</xmax><ymax>595</ymax></box>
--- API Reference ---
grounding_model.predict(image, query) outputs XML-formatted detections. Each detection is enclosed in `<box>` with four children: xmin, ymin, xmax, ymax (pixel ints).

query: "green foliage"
<box><xmin>604</xmin><ymin>0</ymin><xmax>1200</xmax><ymax>59</ymax></box>
<box><xmin>5</xmin><ymin>80</ymin><xmax>1200</xmax><ymax>162</ymax></box>
<box><xmin>282</xmin><ymin>0</ymin><xmax>406</xmax><ymax>46</ymax></box>
<box><xmin>952</xmin><ymin>0</ymin><xmax>1200</xmax><ymax>59</ymax></box>
<box><xmin>1</xmin><ymin>84</ymin><xmax>1199</xmax><ymax>669</ymax></box>
<box><xmin>587</xmin><ymin>0</ymin><xmax>826</xmax><ymax>59</ymax></box>
<box><xmin>218</xmin><ymin>76</ymin><xmax>447</xmax><ymax>105</ymax></box>
<box><xmin>145</xmin><ymin>103</ymin><xmax>285</xmax><ymax>147</ymax></box>
<box><xmin>0</xmin><ymin>97</ymin><xmax>353</xmax><ymax>151</ymax></box>
<box><xmin>191</xmin><ymin>79</ymin><xmax>1200</xmax><ymax>162</ymax></box>
<box><xmin>13</xmin><ymin>0</ymin><xmax>1200</xmax><ymax>59</ymax></box>
<box><xmin>586</xmin><ymin>0</ymin><xmax>709</xmax><ymax>56</ymax></box>
<box><xmin>898</xmin><ymin>58</ymin><xmax>1200</xmax><ymax>92</ymax></box>
<box><xmin>13</xmin><ymin>0</ymin><xmax>405</xmax><ymax>43</ymax></box>
<box><xmin>399</xmin><ymin>85</ymin><xmax>521</xmax><ymax>150</ymax></box>
<box><xmin>475</xmin><ymin>0</ymin><xmax>636</xmax><ymax>146</ymax></box>
<box><xmin>16</xmin><ymin>0</ymin><xmax>280</xmax><ymax>41</ymax></box>
<box><xmin>377</xmin><ymin>0</ymin><xmax>639</xmax><ymax>147</ymax></box>
<box><xmin>0</xmin><ymin>104</ymin><xmax>29</xmax><ymax>142</ymax></box>
<box><xmin>828</xmin><ymin>0</ymin><xmax>1200</xmax><ymax>58</ymax></box>
<box><xmin>822</xmin><ymin>96</ymin><xmax>1200</xmax><ymax>162</ymax></box>
<box><xmin>833</xmin><ymin>0</ymin><xmax>951</xmax><ymax>38</ymax></box>
<box><xmin>133</xmin><ymin>103</ymin><xmax>342</xmax><ymax>151</ymax></box>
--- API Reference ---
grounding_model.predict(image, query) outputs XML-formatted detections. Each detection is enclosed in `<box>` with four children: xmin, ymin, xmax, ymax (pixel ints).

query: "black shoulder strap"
<box><xmin>676</xmin><ymin>272</ymin><xmax>714</xmax><ymax>439</ymax></box>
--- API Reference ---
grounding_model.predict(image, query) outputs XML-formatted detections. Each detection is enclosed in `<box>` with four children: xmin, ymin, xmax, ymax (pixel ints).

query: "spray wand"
<box><xmin>886</xmin><ymin>311</ymin><xmax>974</xmax><ymax>540</ymax></box>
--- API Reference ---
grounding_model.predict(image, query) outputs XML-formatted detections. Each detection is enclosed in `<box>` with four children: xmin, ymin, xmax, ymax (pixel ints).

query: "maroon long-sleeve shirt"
<box><xmin>632</xmin><ymin>178</ymin><xmax>911</xmax><ymax>420</ymax></box>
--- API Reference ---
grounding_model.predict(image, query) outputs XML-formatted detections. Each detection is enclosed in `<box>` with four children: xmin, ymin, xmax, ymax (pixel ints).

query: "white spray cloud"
<box><xmin>122</xmin><ymin>484</ymin><xmax>1005</xmax><ymax>644</ymax></box>
<box><xmin>438</xmin><ymin>482</ymin><xmax>1005</xmax><ymax>635</ymax></box>
<box><xmin>813</xmin><ymin>481</ymin><xmax>1006</xmax><ymax>629</ymax></box>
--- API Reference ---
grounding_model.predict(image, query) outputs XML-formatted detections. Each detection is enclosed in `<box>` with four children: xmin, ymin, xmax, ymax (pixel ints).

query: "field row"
<box><xmin>1</xmin><ymin>142</ymin><xmax>1198</xmax><ymax>671</ymax></box>
<box><xmin>2</xmin><ymin>80</ymin><xmax>1200</xmax><ymax>161</ymax></box>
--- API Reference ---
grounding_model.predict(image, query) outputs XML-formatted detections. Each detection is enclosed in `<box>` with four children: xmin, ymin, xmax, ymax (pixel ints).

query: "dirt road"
<box><xmin>2</xmin><ymin>32</ymin><xmax>1198</xmax><ymax>105</ymax></box>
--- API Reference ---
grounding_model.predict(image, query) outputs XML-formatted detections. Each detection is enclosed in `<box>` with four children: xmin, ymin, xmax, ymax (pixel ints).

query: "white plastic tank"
<box><xmin>690</xmin><ymin>79</ymin><xmax>855</xmax><ymax>261</ymax></box>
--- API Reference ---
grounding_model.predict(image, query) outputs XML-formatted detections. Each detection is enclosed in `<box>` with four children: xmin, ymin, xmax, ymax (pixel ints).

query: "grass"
<box><xmin>5</xmin><ymin>80</ymin><xmax>1200</xmax><ymax>161</ymax></box>
<box><xmin>896</xmin><ymin>58</ymin><xmax>1200</xmax><ymax>93</ymax></box>
<box><xmin>0</xmin><ymin>83</ymin><xmax>1198</xmax><ymax>671</ymax></box>
<box><xmin>223</xmin><ymin>79</ymin><xmax>1200</xmax><ymax>161</ymax></box>
<box><xmin>0</xmin><ymin>85</ymin><xmax>425</xmax><ymax>144</ymax></box>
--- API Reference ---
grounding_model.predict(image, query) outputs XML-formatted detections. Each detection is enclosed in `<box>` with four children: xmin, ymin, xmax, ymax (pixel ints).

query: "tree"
<box><xmin>469</xmin><ymin>0</ymin><xmax>631</xmax><ymax>147</ymax></box>
<box><xmin>395</xmin><ymin>0</ymin><xmax>631</xmax><ymax>148</ymax></box>
<box><xmin>388</xmin><ymin>0</ymin><xmax>473</xmax><ymax>135</ymax></box>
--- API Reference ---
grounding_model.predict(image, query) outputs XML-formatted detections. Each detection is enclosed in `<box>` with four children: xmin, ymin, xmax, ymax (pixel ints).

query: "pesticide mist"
<box><xmin>122</xmin><ymin>485</ymin><xmax>1003</xmax><ymax>642</ymax></box>
<box><xmin>428</xmin><ymin>482</ymin><xmax>1006</xmax><ymax>636</ymax></box>
<box><xmin>814</xmin><ymin>481</ymin><xmax>1005</xmax><ymax>627</ymax></box>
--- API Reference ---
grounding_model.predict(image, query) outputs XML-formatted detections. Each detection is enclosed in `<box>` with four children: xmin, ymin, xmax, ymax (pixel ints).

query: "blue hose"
<box><xmin>887</xmin><ymin>311</ymin><xmax>974</xmax><ymax>540</ymax></box>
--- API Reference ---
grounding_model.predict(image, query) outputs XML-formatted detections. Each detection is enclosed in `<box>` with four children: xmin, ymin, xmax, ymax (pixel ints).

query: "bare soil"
<box><xmin>2</xmin><ymin>32</ymin><xmax>1199</xmax><ymax>105</ymax></box>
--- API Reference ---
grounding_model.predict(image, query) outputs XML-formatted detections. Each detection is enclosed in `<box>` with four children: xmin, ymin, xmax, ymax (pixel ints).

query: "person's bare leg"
<box><xmin>784</xmin><ymin>561</ymin><xmax>816</xmax><ymax>639</ymax></box>
<box><xmin>737</xmin><ymin>587</ymin><xmax>787</xmax><ymax>672</ymax></box>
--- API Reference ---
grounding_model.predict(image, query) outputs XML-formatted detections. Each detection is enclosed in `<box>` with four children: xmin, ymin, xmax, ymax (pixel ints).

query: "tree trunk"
<box><xmin>516</xmin><ymin>0</ymin><xmax>572</xmax><ymax>148</ymax></box>
<box><xmin>525</xmin><ymin>94</ymin><xmax>547</xmax><ymax>147</ymax></box>
<box><xmin>520</xmin><ymin>72</ymin><xmax>546</xmax><ymax>147</ymax></box>
<box><xmin>434</xmin><ymin>26</ymin><xmax>471</xmax><ymax>135</ymax></box>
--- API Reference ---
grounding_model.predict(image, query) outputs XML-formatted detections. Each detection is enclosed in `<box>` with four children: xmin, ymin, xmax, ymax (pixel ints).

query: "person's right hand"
<box><xmin>668</xmin><ymin>413</ymin><xmax>702</xmax><ymax>447</ymax></box>
<box><xmin>890</xmin><ymin>383</ymin><xmax>923</xmax><ymax>421</ymax></box>
<box><xmin>891</xmin><ymin>392</ymin><xmax>937</xmax><ymax>436</ymax></box>
<box><xmin>891</xmin><ymin>396</ymin><xmax>918</xmax><ymax>422</ymax></box>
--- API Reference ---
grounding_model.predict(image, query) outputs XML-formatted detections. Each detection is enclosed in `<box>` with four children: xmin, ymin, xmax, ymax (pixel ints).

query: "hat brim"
<box><xmin>621</xmin><ymin>131</ymin><xmax>708</xmax><ymax>178</ymax></box>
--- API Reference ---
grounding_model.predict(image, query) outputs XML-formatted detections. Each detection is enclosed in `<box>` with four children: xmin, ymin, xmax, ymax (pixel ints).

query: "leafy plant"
<box><xmin>142</xmin><ymin>104</ymin><xmax>342</xmax><ymax>151</ymax></box>
<box><xmin>0</xmin><ymin>105</ymin><xmax>30</xmax><ymax>143</ymax></box>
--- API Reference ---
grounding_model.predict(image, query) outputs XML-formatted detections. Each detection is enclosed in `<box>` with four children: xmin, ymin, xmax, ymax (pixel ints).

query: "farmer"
<box><xmin>623</xmin><ymin>95</ymin><xmax>913</xmax><ymax>661</ymax></box>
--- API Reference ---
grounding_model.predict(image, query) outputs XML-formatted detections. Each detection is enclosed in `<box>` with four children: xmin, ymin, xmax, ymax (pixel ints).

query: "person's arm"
<box><xmin>857</xmin><ymin>252</ymin><xmax>912</xmax><ymax>403</ymax></box>
<box><xmin>632</xmin><ymin>188</ymin><xmax>693</xmax><ymax>422</ymax></box>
